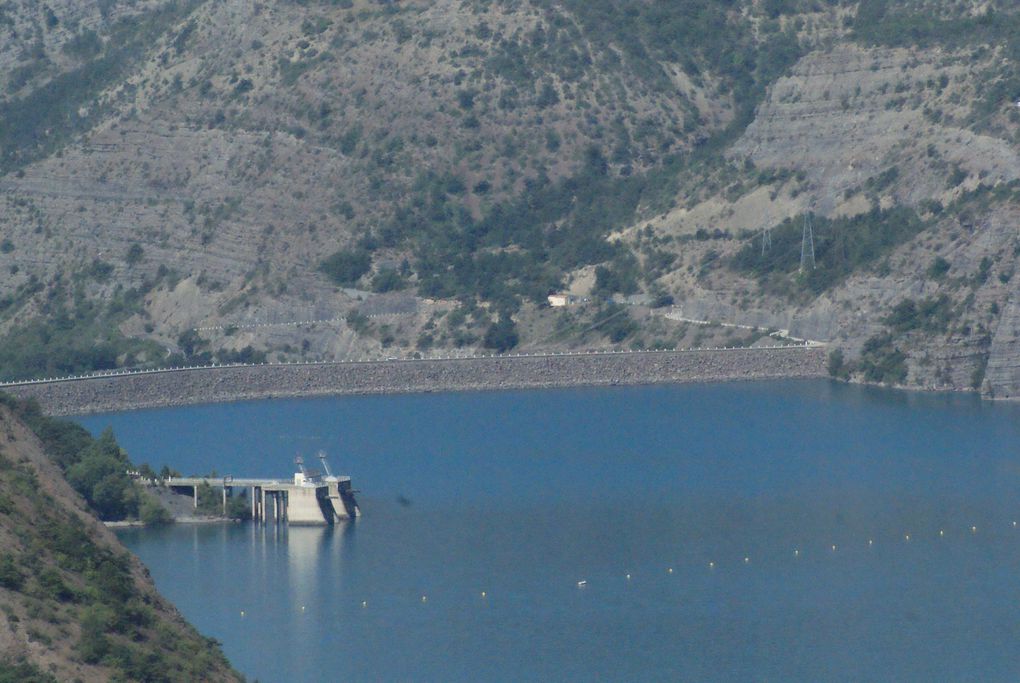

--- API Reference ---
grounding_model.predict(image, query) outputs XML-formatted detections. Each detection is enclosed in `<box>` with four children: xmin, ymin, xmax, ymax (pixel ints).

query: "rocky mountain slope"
<box><xmin>0</xmin><ymin>397</ymin><xmax>240</xmax><ymax>681</ymax></box>
<box><xmin>1</xmin><ymin>0</ymin><xmax>1019</xmax><ymax>397</ymax></box>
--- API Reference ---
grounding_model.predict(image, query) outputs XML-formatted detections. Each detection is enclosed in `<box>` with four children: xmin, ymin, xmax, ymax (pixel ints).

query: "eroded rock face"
<box><xmin>986</xmin><ymin>285</ymin><xmax>1020</xmax><ymax>399</ymax></box>
<box><xmin>645</xmin><ymin>39</ymin><xmax>1020</xmax><ymax>400</ymax></box>
<box><xmin>732</xmin><ymin>44</ymin><xmax>1020</xmax><ymax>213</ymax></box>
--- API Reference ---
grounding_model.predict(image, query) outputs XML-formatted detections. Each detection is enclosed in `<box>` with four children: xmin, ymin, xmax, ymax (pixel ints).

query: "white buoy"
<box><xmin>831</xmin><ymin>544</ymin><xmax>837</xmax><ymax>552</ymax></box>
<box><xmin>972</xmin><ymin>526</ymin><xmax>978</xmax><ymax>533</ymax></box>
<box><xmin>626</xmin><ymin>574</ymin><xmax>631</xmax><ymax>580</ymax></box>
<box><xmin>240</xmin><ymin>611</ymin><xmax>245</xmax><ymax>618</ymax></box>
<box><xmin>904</xmin><ymin>534</ymin><xmax>910</xmax><ymax>541</ymax></box>
<box><xmin>709</xmin><ymin>561</ymin><xmax>715</xmax><ymax>569</ymax></box>
<box><xmin>868</xmin><ymin>539</ymin><xmax>873</xmax><ymax>546</ymax></box>
<box><xmin>301</xmin><ymin>605</ymin><xmax>306</xmax><ymax>611</ymax></box>
<box><xmin>743</xmin><ymin>557</ymin><xmax>750</xmax><ymax>564</ymax></box>
<box><xmin>667</xmin><ymin>567</ymin><xmax>674</xmax><ymax>574</ymax></box>
<box><xmin>361</xmin><ymin>601</ymin><xmax>367</xmax><ymax>608</ymax></box>
<box><xmin>794</xmin><ymin>549</ymin><xmax>800</xmax><ymax>557</ymax></box>
<box><xmin>939</xmin><ymin>529</ymin><xmax>944</xmax><ymax>537</ymax></box>
<box><xmin>421</xmin><ymin>595</ymin><xmax>428</xmax><ymax>603</ymax></box>
<box><xmin>481</xmin><ymin>591</ymin><xmax>487</xmax><ymax>598</ymax></box>
<box><xmin>577</xmin><ymin>580</ymin><xmax>587</xmax><ymax>588</ymax></box>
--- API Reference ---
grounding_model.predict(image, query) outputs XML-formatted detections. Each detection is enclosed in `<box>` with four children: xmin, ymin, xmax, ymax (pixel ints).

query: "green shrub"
<box><xmin>482</xmin><ymin>316</ymin><xmax>519</xmax><ymax>352</ymax></box>
<box><xmin>0</xmin><ymin>661</ymin><xmax>58</xmax><ymax>683</ymax></box>
<box><xmin>859</xmin><ymin>333</ymin><xmax>908</xmax><ymax>384</ymax></box>
<box><xmin>319</xmin><ymin>249</ymin><xmax>371</xmax><ymax>286</ymax></box>
<box><xmin>77</xmin><ymin>605</ymin><xmax>114</xmax><ymax>663</ymax></box>
<box><xmin>225</xmin><ymin>494</ymin><xmax>251</xmax><ymax>521</ymax></box>
<box><xmin>884</xmin><ymin>296</ymin><xmax>953</xmax><ymax>334</ymax></box>
<box><xmin>827</xmin><ymin>349</ymin><xmax>849</xmax><ymax>379</ymax></box>
<box><xmin>370</xmin><ymin>268</ymin><xmax>407</xmax><ymax>293</ymax></box>
<box><xmin>125</xmin><ymin>243</ymin><xmax>144</xmax><ymax>265</ymax></box>
<box><xmin>345</xmin><ymin>309</ymin><xmax>370</xmax><ymax>333</ymax></box>
<box><xmin>0</xmin><ymin>556</ymin><xmax>24</xmax><ymax>591</ymax></box>
<box><xmin>37</xmin><ymin>568</ymin><xmax>74</xmax><ymax>603</ymax></box>
<box><xmin>927</xmin><ymin>256</ymin><xmax>950</xmax><ymax>279</ymax></box>
<box><xmin>140</xmin><ymin>497</ymin><xmax>173</xmax><ymax>526</ymax></box>
<box><xmin>594</xmin><ymin>304</ymin><xmax>638</xmax><ymax>343</ymax></box>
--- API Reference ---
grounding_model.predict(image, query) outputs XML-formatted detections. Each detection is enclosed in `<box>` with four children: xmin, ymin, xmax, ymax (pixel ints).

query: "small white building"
<box><xmin>547</xmin><ymin>293</ymin><xmax>579</xmax><ymax>307</ymax></box>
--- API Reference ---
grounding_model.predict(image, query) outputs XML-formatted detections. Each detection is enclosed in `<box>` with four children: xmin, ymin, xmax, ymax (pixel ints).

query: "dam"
<box><xmin>166</xmin><ymin>455</ymin><xmax>359</xmax><ymax>525</ymax></box>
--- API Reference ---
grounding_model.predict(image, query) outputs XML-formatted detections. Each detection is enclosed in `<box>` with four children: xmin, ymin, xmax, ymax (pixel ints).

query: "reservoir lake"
<box><xmin>79</xmin><ymin>380</ymin><xmax>1020</xmax><ymax>681</ymax></box>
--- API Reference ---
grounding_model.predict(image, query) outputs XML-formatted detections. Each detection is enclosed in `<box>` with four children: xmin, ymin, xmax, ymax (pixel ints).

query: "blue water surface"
<box><xmin>80</xmin><ymin>380</ymin><xmax>1020</xmax><ymax>681</ymax></box>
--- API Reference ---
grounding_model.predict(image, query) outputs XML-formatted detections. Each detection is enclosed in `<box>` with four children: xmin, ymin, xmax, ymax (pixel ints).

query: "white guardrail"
<box><xmin>0</xmin><ymin>343</ymin><xmax>816</xmax><ymax>389</ymax></box>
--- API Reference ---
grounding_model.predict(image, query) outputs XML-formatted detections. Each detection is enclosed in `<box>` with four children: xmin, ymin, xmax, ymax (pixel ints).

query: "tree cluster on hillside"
<box><xmin>0</xmin><ymin>395</ymin><xmax>167</xmax><ymax>522</ymax></box>
<box><xmin>0</xmin><ymin>398</ymin><xmax>240</xmax><ymax>681</ymax></box>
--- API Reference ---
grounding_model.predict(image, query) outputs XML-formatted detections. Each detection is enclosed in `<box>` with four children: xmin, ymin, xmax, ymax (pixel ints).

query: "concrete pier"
<box><xmin>167</xmin><ymin>473</ymin><xmax>359</xmax><ymax>526</ymax></box>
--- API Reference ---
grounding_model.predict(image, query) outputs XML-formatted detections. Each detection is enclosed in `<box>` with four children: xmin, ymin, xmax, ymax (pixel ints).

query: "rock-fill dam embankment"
<box><xmin>2</xmin><ymin>346</ymin><xmax>828</xmax><ymax>416</ymax></box>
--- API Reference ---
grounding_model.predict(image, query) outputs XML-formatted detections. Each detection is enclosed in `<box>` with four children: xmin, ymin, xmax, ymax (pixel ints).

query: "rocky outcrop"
<box><xmin>985</xmin><ymin>285</ymin><xmax>1020</xmax><ymax>399</ymax></box>
<box><xmin>3</xmin><ymin>347</ymin><xmax>827</xmax><ymax>416</ymax></box>
<box><xmin>732</xmin><ymin>44</ymin><xmax>1020</xmax><ymax>213</ymax></box>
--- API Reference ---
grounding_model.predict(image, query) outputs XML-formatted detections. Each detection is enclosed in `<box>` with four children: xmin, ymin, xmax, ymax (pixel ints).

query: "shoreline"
<box><xmin>3</xmin><ymin>346</ymin><xmax>828</xmax><ymax>416</ymax></box>
<box><xmin>105</xmin><ymin>518</ymin><xmax>240</xmax><ymax>528</ymax></box>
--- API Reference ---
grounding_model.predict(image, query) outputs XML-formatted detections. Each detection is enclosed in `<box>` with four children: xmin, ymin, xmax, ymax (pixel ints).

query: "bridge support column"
<box><xmin>193</xmin><ymin>485</ymin><xmax>198</xmax><ymax>509</ymax></box>
<box><xmin>222</xmin><ymin>486</ymin><xmax>228</xmax><ymax>515</ymax></box>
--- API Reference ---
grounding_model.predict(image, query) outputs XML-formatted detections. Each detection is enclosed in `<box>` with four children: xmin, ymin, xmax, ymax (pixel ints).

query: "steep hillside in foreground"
<box><xmin>1</xmin><ymin>0</ymin><xmax>1019</xmax><ymax>397</ymax></box>
<box><xmin>0</xmin><ymin>399</ymin><xmax>241</xmax><ymax>682</ymax></box>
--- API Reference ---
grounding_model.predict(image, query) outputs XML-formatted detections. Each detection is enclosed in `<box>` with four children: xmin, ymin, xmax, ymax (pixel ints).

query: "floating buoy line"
<box><xmin>232</xmin><ymin>520</ymin><xmax>1016</xmax><ymax>617</ymax></box>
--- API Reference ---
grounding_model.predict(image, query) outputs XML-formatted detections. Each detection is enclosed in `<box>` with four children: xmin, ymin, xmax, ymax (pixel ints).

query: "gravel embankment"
<box><xmin>2</xmin><ymin>347</ymin><xmax>827</xmax><ymax>416</ymax></box>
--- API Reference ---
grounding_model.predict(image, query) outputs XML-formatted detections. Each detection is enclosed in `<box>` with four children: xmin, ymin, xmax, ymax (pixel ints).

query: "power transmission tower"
<box><xmin>800</xmin><ymin>211</ymin><xmax>815</xmax><ymax>272</ymax></box>
<box><xmin>761</xmin><ymin>225</ymin><xmax>772</xmax><ymax>255</ymax></box>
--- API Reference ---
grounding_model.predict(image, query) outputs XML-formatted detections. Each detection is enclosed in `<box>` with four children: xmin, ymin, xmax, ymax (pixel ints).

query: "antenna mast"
<box><xmin>317</xmin><ymin>450</ymin><xmax>334</xmax><ymax>478</ymax></box>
